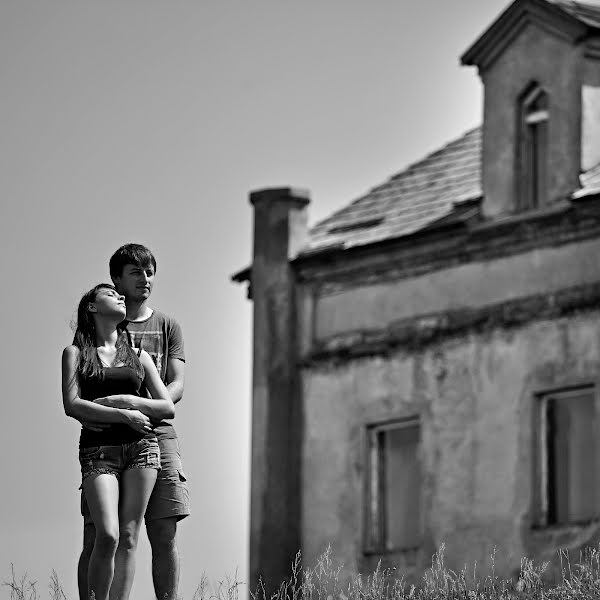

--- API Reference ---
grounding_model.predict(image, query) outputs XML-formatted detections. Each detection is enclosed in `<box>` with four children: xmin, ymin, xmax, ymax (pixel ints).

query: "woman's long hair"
<box><xmin>73</xmin><ymin>283</ymin><xmax>144</xmax><ymax>381</ymax></box>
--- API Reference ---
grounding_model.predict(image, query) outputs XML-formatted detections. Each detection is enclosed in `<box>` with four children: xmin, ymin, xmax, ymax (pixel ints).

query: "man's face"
<box><xmin>113</xmin><ymin>263</ymin><xmax>155</xmax><ymax>303</ymax></box>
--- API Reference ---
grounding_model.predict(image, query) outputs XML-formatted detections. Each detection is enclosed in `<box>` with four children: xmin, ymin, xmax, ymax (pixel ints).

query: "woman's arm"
<box><xmin>92</xmin><ymin>351</ymin><xmax>175</xmax><ymax>420</ymax></box>
<box><xmin>62</xmin><ymin>345</ymin><xmax>153</xmax><ymax>433</ymax></box>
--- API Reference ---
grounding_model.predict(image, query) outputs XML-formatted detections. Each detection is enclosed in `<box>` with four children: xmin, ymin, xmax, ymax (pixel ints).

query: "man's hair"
<box><xmin>109</xmin><ymin>243</ymin><xmax>157</xmax><ymax>279</ymax></box>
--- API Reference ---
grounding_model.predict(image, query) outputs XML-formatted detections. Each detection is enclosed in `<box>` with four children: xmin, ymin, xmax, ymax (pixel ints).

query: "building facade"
<box><xmin>233</xmin><ymin>0</ymin><xmax>600</xmax><ymax>591</ymax></box>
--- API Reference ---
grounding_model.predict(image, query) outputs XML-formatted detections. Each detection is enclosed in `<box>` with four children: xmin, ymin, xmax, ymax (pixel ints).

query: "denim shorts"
<box><xmin>79</xmin><ymin>437</ymin><xmax>160</xmax><ymax>482</ymax></box>
<box><xmin>81</xmin><ymin>437</ymin><xmax>189</xmax><ymax>524</ymax></box>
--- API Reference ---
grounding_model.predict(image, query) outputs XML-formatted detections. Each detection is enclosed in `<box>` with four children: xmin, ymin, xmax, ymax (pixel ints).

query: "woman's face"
<box><xmin>88</xmin><ymin>287</ymin><xmax>126</xmax><ymax>319</ymax></box>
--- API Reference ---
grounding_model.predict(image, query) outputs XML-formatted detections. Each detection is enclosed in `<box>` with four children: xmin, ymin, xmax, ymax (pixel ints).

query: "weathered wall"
<box><xmin>314</xmin><ymin>236</ymin><xmax>600</xmax><ymax>341</ymax></box>
<box><xmin>481</xmin><ymin>22</ymin><xmax>581</xmax><ymax>216</ymax></box>
<box><xmin>300</xmin><ymin>313</ymin><xmax>600</xmax><ymax>582</ymax></box>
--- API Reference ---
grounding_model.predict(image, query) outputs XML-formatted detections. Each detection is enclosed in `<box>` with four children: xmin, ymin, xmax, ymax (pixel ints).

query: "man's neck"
<box><xmin>125</xmin><ymin>300</ymin><xmax>153</xmax><ymax>322</ymax></box>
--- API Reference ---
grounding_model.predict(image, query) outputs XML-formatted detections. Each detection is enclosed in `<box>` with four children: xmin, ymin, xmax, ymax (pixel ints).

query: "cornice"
<box><xmin>461</xmin><ymin>0</ymin><xmax>587</xmax><ymax>73</ymax></box>
<box><xmin>295</xmin><ymin>198</ymin><xmax>600</xmax><ymax>296</ymax></box>
<box><xmin>302</xmin><ymin>280</ymin><xmax>600</xmax><ymax>366</ymax></box>
<box><xmin>584</xmin><ymin>33</ymin><xmax>600</xmax><ymax>58</ymax></box>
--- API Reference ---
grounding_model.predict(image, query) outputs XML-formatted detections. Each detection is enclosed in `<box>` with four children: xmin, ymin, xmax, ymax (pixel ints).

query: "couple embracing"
<box><xmin>62</xmin><ymin>243</ymin><xmax>190</xmax><ymax>600</ymax></box>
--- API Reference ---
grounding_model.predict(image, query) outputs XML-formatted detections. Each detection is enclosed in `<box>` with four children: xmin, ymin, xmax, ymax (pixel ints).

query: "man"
<box><xmin>78</xmin><ymin>243</ymin><xmax>190</xmax><ymax>600</ymax></box>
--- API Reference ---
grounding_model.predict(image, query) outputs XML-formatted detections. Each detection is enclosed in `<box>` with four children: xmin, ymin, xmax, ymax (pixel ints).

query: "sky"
<box><xmin>0</xmin><ymin>1</ymin><xmax>509</xmax><ymax>598</ymax></box>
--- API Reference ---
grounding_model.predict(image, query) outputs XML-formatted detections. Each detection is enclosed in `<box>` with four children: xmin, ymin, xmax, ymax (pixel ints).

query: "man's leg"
<box><xmin>144</xmin><ymin>438</ymin><xmax>190</xmax><ymax>600</ymax></box>
<box><xmin>78</xmin><ymin>522</ymin><xmax>96</xmax><ymax>600</ymax></box>
<box><xmin>146</xmin><ymin>517</ymin><xmax>179</xmax><ymax>600</ymax></box>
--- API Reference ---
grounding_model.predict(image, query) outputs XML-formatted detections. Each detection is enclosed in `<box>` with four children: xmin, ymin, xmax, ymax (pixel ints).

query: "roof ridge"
<box><xmin>551</xmin><ymin>0</ymin><xmax>600</xmax><ymax>10</ymax></box>
<box><xmin>581</xmin><ymin>159</ymin><xmax>600</xmax><ymax>181</ymax></box>
<box><xmin>547</xmin><ymin>0</ymin><xmax>600</xmax><ymax>25</ymax></box>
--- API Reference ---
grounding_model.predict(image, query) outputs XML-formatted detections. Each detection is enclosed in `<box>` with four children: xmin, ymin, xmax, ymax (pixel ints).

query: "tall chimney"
<box><xmin>248</xmin><ymin>187</ymin><xmax>310</xmax><ymax>593</ymax></box>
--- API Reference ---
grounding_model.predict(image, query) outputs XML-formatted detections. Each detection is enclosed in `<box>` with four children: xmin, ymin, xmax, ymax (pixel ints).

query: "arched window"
<box><xmin>517</xmin><ymin>83</ymin><xmax>549</xmax><ymax>211</ymax></box>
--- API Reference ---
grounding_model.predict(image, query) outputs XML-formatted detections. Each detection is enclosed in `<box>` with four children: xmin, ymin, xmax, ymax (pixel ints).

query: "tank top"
<box><xmin>78</xmin><ymin>366</ymin><xmax>152</xmax><ymax>448</ymax></box>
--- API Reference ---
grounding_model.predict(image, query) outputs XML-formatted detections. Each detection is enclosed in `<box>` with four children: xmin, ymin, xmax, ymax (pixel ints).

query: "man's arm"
<box><xmin>165</xmin><ymin>357</ymin><xmax>185</xmax><ymax>404</ymax></box>
<box><xmin>94</xmin><ymin>352</ymin><xmax>175</xmax><ymax>419</ymax></box>
<box><xmin>165</xmin><ymin>316</ymin><xmax>185</xmax><ymax>404</ymax></box>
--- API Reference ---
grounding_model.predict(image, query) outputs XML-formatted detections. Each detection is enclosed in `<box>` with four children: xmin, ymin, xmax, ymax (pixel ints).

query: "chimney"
<box><xmin>248</xmin><ymin>187</ymin><xmax>310</xmax><ymax>593</ymax></box>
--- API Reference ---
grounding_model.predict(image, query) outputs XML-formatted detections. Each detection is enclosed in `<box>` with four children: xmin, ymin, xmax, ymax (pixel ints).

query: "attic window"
<box><xmin>517</xmin><ymin>84</ymin><xmax>548</xmax><ymax>211</ymax></box>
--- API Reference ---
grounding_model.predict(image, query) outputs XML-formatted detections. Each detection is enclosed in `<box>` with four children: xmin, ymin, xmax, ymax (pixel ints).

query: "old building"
<box><xmin>233</xmin><ymin>0</ymin><xmax>600</xmax><ymax>591</ymax></box>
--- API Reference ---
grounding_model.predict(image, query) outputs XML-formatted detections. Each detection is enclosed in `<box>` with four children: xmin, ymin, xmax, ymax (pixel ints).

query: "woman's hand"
<box><xmin>94</xmin><ymin>394</ymin><xmax>138</xmax><ymax>409</ymax></box>
<box><xmin>122</xmin><ymin>409</ymin><xmax>153</xmax><ymax>434</ymax></box>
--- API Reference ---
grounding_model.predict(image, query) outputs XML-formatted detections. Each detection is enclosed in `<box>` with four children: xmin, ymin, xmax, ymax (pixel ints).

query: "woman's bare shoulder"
<box><xmin>62</xmin><ymin>345</ymin><xmax>80</xmax><ymax>360</ymax></box>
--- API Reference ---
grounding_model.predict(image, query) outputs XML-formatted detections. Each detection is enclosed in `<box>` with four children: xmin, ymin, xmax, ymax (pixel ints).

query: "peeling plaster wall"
<box><xmin>301</xmin><ymin>313</ymin><xmax>600</xmax><ymax>581</ymax></box>
<box><xmin>314</xmin><ymin>237</ymin><xmax>600</xmax><ymax>341</ymax></box>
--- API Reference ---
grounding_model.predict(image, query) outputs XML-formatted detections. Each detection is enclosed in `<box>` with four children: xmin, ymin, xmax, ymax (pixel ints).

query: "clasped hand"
<box><xmin>82</xmin><ymin>395</ymin><xmax>153</xmax><ymax>434</ymax></box>
<box><xmin>94</xmin><ymin>394</ymin><xmax>137</xmax><ymax>409</ymax></box>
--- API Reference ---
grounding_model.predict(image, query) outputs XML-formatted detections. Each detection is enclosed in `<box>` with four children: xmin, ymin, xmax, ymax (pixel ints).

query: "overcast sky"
<box><xmin>0</xmin><ymin>1</ymin><xmax>508</xmax><ymax>598</ymax></box>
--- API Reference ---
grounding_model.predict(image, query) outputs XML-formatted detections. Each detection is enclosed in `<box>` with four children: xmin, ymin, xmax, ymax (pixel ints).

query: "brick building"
<box><xmin>233</xmin><ymin>0</ymin><xmax>600</xmax><ymax>591</ymax></box>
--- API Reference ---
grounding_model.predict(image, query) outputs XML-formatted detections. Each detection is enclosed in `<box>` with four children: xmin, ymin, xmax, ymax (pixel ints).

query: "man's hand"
<box><xmin>94</xmin><ymin>394</ymin><xmax>138</xmax><ymax>409</ymax></box>
<box><xmin>122</xmin><ymin>409</ymin><xmax>153</xmax><ymax>434</ymax></box>
<box><xmin>81</xmin><ymin>421</ymin><xmax>110</xmax><ymax>432</ymax></box>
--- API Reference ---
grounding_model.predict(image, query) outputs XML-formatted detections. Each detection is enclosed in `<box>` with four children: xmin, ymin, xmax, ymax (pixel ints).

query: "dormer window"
<box><xmin>517</xmin><ymin>84</ymin><xmax>549</xmax><ymax>211</ymax></box>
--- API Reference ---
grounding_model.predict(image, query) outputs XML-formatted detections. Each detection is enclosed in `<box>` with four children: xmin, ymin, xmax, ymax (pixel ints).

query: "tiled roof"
<box><xmin>574</xmin><ymin>162</ymin><xmax>600</xmax><ymax>198</ymax></box>
<box><xmin>304</xmin><ymin>127</ymin><xmax>483</xmax><ymax>254</ymax></box>
<box><xmin>300</xmin><ymin>1</ymin><xmax>600</xmax><ymax>257</ymax></box>
<box><xmin>303</xmin><ymin>123</ymin><xmax>600</xmax><ymax>255</ymax></box>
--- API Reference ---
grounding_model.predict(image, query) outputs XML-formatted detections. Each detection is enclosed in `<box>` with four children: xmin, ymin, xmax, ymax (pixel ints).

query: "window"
<box><xmin>533</xmin><ymin>387</ymin><xmax>598</xmax><ymax>527</ymax></box>
<box><xmin>517</xmin><ymin>83</ymin><xmax>548</xmax><ymax>211</ymax></box>
<box><xmin>365</xmin><ymin>418</ymin><xmax>422</xmax><ymax>553</ymax></box>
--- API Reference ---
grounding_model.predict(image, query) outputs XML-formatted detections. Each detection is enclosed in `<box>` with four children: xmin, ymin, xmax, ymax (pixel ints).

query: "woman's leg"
<box><xmin>82</xmin><ymin>473</ymin><xmax>120</xmax><ymax>600</ymax></box>
<box><xmin>109</xmin><ymin>467</ymin><xmax>157</xmax><ymax>600</ymax></box>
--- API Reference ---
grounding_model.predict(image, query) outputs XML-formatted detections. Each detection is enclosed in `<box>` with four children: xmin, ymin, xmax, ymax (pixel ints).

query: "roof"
<box><xmin>574</xmin><ymin>161</ymin><xmax>600</xmax><ymax>198</ymax></box>
<box><xmin>461</xmin><ymin>0</ymin><xmax>600</xmax><ymax>69</ymax></box>
<box><xmin>549</xmin><ymin>0</ymin><xmax>600</xmax><ymax>27</ymax></box>
<box><xmin>232</xmin><ymin>0</ymin><xmax>600</xmax><ymax>281</ymax></box>
<box><xmin>303</xmin><ymin>127</ymin><xmax>483</xmax><ymax>255</ymax></box>
<box><xmin>302</xmin><ymin>123</ymin><xmax>600</xmax><ymax>255</ymax></box>
<box><xmin>304</xmin><ymin>0</ymin><xmax>600</xmax><ymax>256</ymax></box>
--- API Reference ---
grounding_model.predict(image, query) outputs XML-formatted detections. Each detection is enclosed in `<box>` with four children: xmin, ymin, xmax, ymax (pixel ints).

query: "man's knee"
<box><xmin>147</xmin><ymin>517</ymin><xmax>178</xmax><ymax>552</ymax></box>
<box><xmin>82</xmin><ymin>523</ymin><xmax>96</xmax><ymax>555</ymax></box>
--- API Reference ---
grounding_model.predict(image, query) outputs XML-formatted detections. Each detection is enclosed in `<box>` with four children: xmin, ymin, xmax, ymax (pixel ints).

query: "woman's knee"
<box><xmin>94</xmin><ymin>526</ymin><xmax>119</xmax><ymax>554</ymax></box>
<box><xmin>118</xmin><ymin>524</ymin><xmax>142</xmax><ymax>551</ymax></box>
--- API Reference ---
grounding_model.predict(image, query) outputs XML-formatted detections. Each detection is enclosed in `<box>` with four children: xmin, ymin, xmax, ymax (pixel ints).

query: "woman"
<box><xmin>62</xmin><ymin>283</ymin><xmax>174</xmax><ymax>600</ymax></box>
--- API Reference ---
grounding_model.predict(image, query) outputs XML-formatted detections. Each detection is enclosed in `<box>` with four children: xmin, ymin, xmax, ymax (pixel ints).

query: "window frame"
<box><xmin>363</xmin><ymin>416</ymin><xmax>422</xmax><ymax>555</ymax></box>
<box><xmin>516</xmin><ymin>82</ymin><xmax>549</xmax><ymax>212</ymax></box>
<box><xmin>531</xmin><ymin>385</ymin><xmax>599</xmax><ymax>529</ymax></box>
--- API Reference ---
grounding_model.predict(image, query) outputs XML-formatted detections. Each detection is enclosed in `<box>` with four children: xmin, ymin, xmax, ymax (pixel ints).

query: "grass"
<box><xmin>3</xmin><ymin>565</ymin><xmax>67</xmax><ymax>600</ymax></box>
<box><xmin>6</xmin><ymin>545</ymin><xmax>600</xmax><ymax>600</ymax></box>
